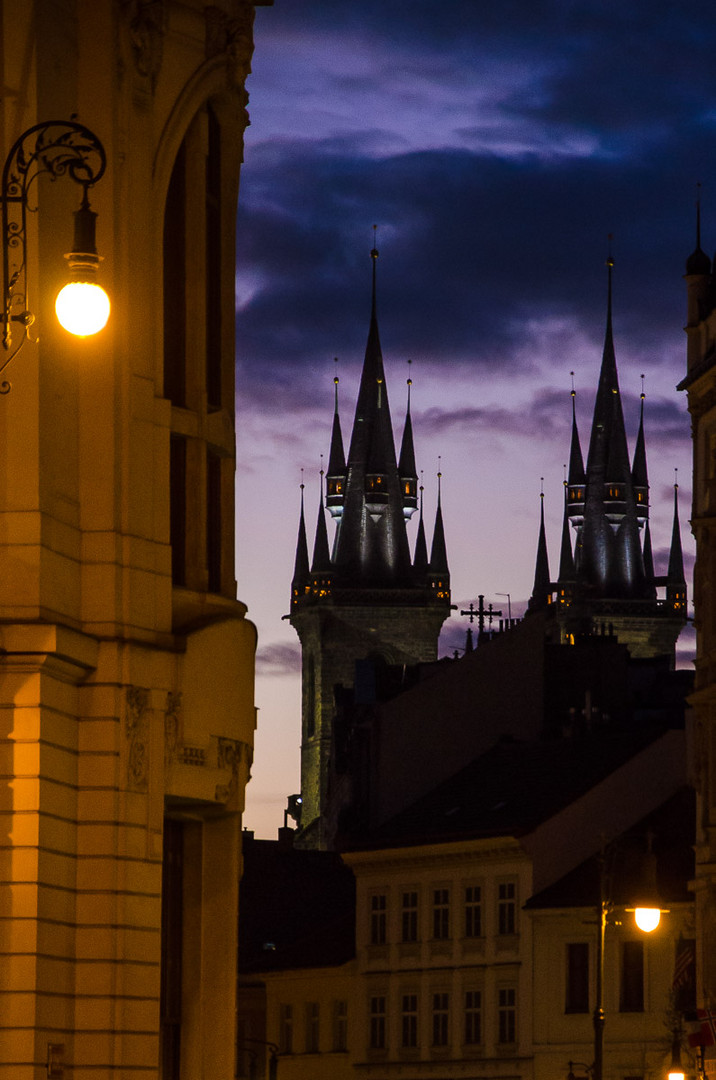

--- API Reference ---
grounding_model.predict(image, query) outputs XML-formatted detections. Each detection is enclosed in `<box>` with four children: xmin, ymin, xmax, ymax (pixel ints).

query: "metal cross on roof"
<box><xmin>460</xmin><ymin>594</ymin><xmax>502</xmax><ymax>635</ymax></box>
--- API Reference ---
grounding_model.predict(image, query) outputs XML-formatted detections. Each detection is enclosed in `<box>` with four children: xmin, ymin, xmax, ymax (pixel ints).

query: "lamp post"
<box><xmin>590</xmin><ymin>844</ymin><xmax>665</xmax><ymax>1080</ymax></box>
<box><xmin>1</xmin><ymin>119</ymin><xmax>109</xmax><ymax>390</ymax></box>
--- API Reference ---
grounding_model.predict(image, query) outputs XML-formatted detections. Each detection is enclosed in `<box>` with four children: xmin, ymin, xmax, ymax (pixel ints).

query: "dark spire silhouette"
<box><xmin>566</xmin><ymin>374</ymin><xmax>585</xmax><ymax>522</ymax></box>
<box><xmin>558</xmin><ymin>481</ymin><xmax>576</xmax><ymax>585</ymax></box>
<box><xmin>686</xmin><ymin>184</ymin><xmax>711</xmax><ymax>275</ymax></box>
<box><xmin>326</xmin><ymin>360</ymin><xmax>347</xmax><ymax>520</ymax></box>
<box><xmin>429</xmin><ymin>468</ymin><xmax>449</xmax><ymax>578</ymax></box>
<box><xmin>398</xmin><ymin>364</ymin><xmax>418</xmax><ymax>518</ymax></box>
<box><xmin>291</xmin><ymin>479</ymin><xmax>310</xmax><ymax>606</ymax></box>
<box><xmin>668</xmin><ymin>479</ymin><xmax>686</xmax><ymax>587</ymax></box>
<box><xmin>529</xmin><ymin>486</ymin><xmax>552</xmax><ymax>611</ymax></box>
<box><xmin>642</xmin><ymin>519</ymin><xmax>657</xmax><ymax>600</ymax></box>
<box><xmin>413</xmin><ymin>477</ymin><xmax>429</xmax><ymax>576</ymax></box>
<box><xmin>632</xmin><ymin>375</ymin><xmax>649</xmax><ymax>523</ymax></box>
<box><xmin>311</xmin><ymin>467</ymin><xmax>331</xmax><ymax>573</ymax></box>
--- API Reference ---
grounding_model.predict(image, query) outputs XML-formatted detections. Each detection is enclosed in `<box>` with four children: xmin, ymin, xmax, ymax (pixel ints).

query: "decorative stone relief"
<box><xmin>121</xmin><ymin>0</ymin><xmax>167</xmax><ymax>96</ymax></box>
<box><xmin>126</xmin><ymin>686</ymin><xmax>150</xmax><ymax>791</ymax></box>
<box><xmin>205</xmin><ymin>4</ymin><xmax>254</xmax><ymax>90</ymax></box>
<box><xmin>164</xmin><ymin>691</ymin><xmax>182</xmax><ymax>769</ymax></box>
<box><xmin>216</xmin><ymin>737</ymin><xmax>242</xmax><ymax>803</ymax></box>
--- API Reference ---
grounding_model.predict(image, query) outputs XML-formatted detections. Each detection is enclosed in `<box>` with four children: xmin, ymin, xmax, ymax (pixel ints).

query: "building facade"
<box><xmin>0</xmin><ymin>3</ymin><xmax>264</xmax><ymax>1077</ymax></box>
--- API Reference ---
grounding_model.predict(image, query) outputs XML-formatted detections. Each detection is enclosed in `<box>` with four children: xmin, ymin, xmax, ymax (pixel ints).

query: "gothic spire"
<box><xmin>632</xmin><ymin>376</ymin><xmax>649</xmax><ymax>523</ymax></box>
<box><xmin>326</xmin><ymin>360</ymin><xmax>347</xmax><ymax>520</ymax></box>
<box><xmin>413</xmin><ymin>477</ymin><xmax>429</xmax><ymax>577</ymax></box>
<box><xmin>566</xmin><ymin>374</ymin><xmax>586</xmax><ymax>523</ymax></box>
<box><xmin>291</xmin><ymin>479</ymin><xmax>310</xmax><ymax>606</ymax></box>
<box><xmin>558</xmin><ymin>482</ymin><xmax>576</xmax><ymax>584</ymax></box>
<box><xmin>398</xmin><ymin>364</ymin><xmax>418</xmax><ymax>518</ymax></box>
<box><xmin>429</xmin><ymin>468</ymin><xmax>449</xmax><ymax>578</ymax></box>
<box><xmin>311</xmin><ymin>467</ymin><xmax>331</xmax><ymax>573</ymax></box>
<box><xmin>332</xmin><ymin>241</ymin><xmax>414</xmax><ymax>585</ymax></box>
<box><xmin>529</xmin><ymin>487</ymin><xmax>552</xmax><ymax>611</ymax></box>
<box><xmin>668</xmin><ymin>479</ymin><xmax>686</xmax><ymax>586</ymax></box>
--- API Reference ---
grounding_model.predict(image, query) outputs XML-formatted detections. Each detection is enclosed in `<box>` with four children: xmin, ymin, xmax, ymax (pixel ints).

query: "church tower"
<box><xmin>529</xmin><ymin>257</ymin><xmax>686</xmax><ymax>664</ymax></box>
<box><xmin>289</xmin><ymin>246</ymin><xmax>451</xmax><ymax>848</ymax></box>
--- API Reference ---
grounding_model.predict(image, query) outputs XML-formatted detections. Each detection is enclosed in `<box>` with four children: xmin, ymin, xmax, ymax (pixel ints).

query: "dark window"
<box><xmin>306</xmin><ymin>656</ymin><xmax>315</xmax><ymax>738</ymax></box>
<box><xmin>620</xmin><ymin>941</ymin><xmax>644</xmax><ymax>1012</ymax></box>
<box><xmin>160</xmin><ymin>820</ymin><xmax>183</xmax><ymax>1080</ymax></box>
<box><xmin>333</xmin><ymin>1000</ymin><xmax>348</xmax><ymax>1052</ymax></box>
<box><xmin>205</xmin><ymin>103</ymin><xmax>222</xmax><ymax>409</ymax></box>
<box><xmin>464</xmin><ymin>990</ymin><xmax>481</xmax><ymax>1045</ymax></box>
<box><xmin>498</xmin><ymin>988</ymin><xmax>516</xmax><ymax>1044</ymax></box>
<box><xmin>432</xmin><ymin>992</ymin><xmax>449</xmax><ymax>1047</ymax></box>
<box><xmin>432</xmin><ymin>888</ymin><xmax>450</xmax><ymax>940</ymax></box>
<box><xmin>170</xmin><ymin>436</ymin><xmax>187</xmax><ymax>586</ymax></box>
<box><xmin>465</xmin><ymin>885</ymin><xmax>482</xmax><ymax>938</ymax></box>
<box><xmin>279</xmin><ymin>1004</ymin><xmax>293</xmax><ymax>1054</ymax></box>
<box><xmin>163</xmin><ymin>141</ymin><xmax>186</xmax><ymax>406</ymax></box>
<box><xmin>207</xmin><ymin>449</ymin><xmax>222</xmax><ymax>592</ymax></box>
<box><xmin>401</xmin><ymin>994</ymin><xmax>418</xmax><ymax>1048</ymax></box>
<box><xmin>369</xmin><ymin>997</ymin><xmax>386</xmax><ymax>1050</ymax></box>
<box><xmin>566</xmin><ymin>943</ymin><xmax>590</xmax><ymax>1013</ymax></box>
<box><xmin>370</xmin><ymin>894</ymin><xmax>386</xmax><ymax>945</ymax></box>
<box><xmin>402</xmin><ymin>891</ymin><xmax>418</xmax><ymax>943</ymax></box>
<box><xmin>305</xmin><ymin>1002</ymin><xmax>319</xmax><ymax>1053</ymax></box>
<box><xmin>498</xmin><ymin>882</ymin><xmax>516</xmax><ymax>935</ymax></box>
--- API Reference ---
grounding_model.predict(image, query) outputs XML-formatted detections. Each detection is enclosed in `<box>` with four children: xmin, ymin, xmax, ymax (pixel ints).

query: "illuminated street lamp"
<box><xmin>592</xmin><ymin>842</ymin><xmax>667</xmax><ymax>1080</ymax></box>
<box><xmin>1</xmin><ymin>119</ymin><xmax>109</xmax><ymax>390</ymax></box>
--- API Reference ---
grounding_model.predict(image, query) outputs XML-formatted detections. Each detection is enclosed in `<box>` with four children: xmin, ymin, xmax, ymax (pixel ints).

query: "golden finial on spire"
<box><xmin>640</xmin><ymin>372</ymin><xmax>645</xmax><ymax>401</ymax></box>
<box><xmin>371</xmin><ymin>224</ymin><xmax>379</xmax><ymax>261</ymax></box>
<box><xmin>570</xmin><ymin>370</ymin><xmax>575</xmax><ymax>398</ymax></box>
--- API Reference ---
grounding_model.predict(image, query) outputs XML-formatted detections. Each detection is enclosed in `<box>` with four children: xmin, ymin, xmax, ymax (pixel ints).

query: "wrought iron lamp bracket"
<box><xmin>1</xmin><ymin>119</ymin><xmax>106</xmax><ymax>389</ymax></box>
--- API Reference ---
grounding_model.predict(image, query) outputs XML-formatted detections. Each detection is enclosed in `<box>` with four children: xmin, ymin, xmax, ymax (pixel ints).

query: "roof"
<box><xmin>526</xmin><ymin>785</ymin><xmax>694</xmax><ymax>909</ymax></box>
<box><xmin>353</xmin><ymin>723</ymin><xmax>679</xmax><ymax>850</ymax></box>
<box><xmin>238</xmin><ymin>836</ymin><xmax>355</xmax><ymax>974</ymax></box>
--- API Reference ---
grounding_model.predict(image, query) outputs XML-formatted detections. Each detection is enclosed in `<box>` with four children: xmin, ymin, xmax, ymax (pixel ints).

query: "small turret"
<box><xmin>667</xmin><ymin>480</ymin><xmax>687</xmax><ymax>616</ymax></box>
<box><xmin>528</xmin><ymin>488</ymin><xmax>552</xmax><ymax>611</ymax></box>
<box><xmin>398</xmin><ymin>368</ymin><xmax>418</xmax><ymax>519</ymax></box>
<box><xmin>291</xmin><ymin>481</ymin><xmax>310</xmax><ymax>609</ymax></box>
<box><xmin>566</xmin><ymin>376</ymin><xmax>585</xmax><ymax>524</ymax></box>
<box><xmin>310</xmin><ymin>469</ymin><xmax>332</xmax><ymax>599</ymax></box>
<box><xmin>413</xmin><ymin>479</ymin><xmax>429</xmax><ymax>578</ymax></box>
<box><xmin>326</xmin><ymin>364</ymin><xmax>347</xmax><ymax>520</ymax></box>
<box><xmin>631</xmin><ymin>378</ymin><xmax>649</xmax><ymax>526</ymax></box>
<box><xmin>557</xmin><ymin>481</ymin><xmax>576</xmax><ymax>607</ymax></box>
<box><xmin>428</xmin><ymin>470</ymin><xmax>450</xmax><ymax>601</ymax></box>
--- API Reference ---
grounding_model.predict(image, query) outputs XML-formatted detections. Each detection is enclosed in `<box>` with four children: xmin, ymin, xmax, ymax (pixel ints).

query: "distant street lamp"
<box><xmin>1</xmin><ymin>120</ymin><xmax>109</xmax><ymax>390</ymax></box>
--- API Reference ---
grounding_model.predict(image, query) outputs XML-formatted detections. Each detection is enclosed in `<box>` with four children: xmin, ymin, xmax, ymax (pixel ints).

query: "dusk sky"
<box><xmin>235</xmin><ymin>1</ymin><xmax>713</xmax><ymax>838</ymax></box>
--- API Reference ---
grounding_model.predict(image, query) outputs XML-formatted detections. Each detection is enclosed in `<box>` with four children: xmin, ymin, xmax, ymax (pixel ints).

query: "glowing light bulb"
<box><xmin>634</xmin><ymin>907</ymin><xmax>660</xmax><ymax>933</ymax></box>
<box><xmin>55</xmin><ymin>281</ymin><xmax>110</xmax><ymax>337</ymax></box>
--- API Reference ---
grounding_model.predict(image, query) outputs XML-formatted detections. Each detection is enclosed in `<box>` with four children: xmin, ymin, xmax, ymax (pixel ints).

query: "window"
<box><xmin>401</xmin><ymin>994</ymin><xmax>418</xmax><ymax>1048</ymax></box>
<box><xmin>465</xmin><ymin>885</ymin><xmax>482</xmax><ymax>938</ymax></box>
<box><xmin>432</xmin><ymin>992</ymin><xmax>449</xmax><ymax>1047</ymax></box>
<box><xmin>163</xmin><ymin>141</ymin><xmax>186</xmax><ymax>407</ymax></box>
<box><xmin>497</xmin><ymin>882</ymin><xmax>516</xmax><ymax>935</ymax></box>
<box><xmin>333</xmin><ymin>1000</ymin><xmax>348</xmax><ymax>1052</ymax></box>
<box><xmin>160</xmin><ymin>820</ymin><xmax>183</xmax><ymax>1080</ymax></box>
<box><xmin>205</xmin><ymin>102</ymin><xmax>222</xmax><ymax>409</ymax></box>
<box><xmin>305</xmin><ymin>1002</ymin><xmax>319</xmax><ymax>1053</ymax></box>
<box><xmin>206</xmin><ymin>449</ymin><xmax>222</xmax><ymax>593</ymax></box>
<box><xmin>402</xmin><ymin>891</ymin><xmax>418</xmax><ymax>942</ymax></box>
<box><xmin>620</xmin><ymin>941</ymin><xmax>644</xmax><ymax>1012</ymax></box>
<box><xmin>432</xmin><ymin>888</ymin><xmax>450</xmax><ymax>940</ymax></box>
<box><xmin>369</xmin><ymin>996</ymin><xmax>386</xmax><ymax>1050</ymax></box>
<box><xmin>279</xmin><ymin>1004</ymin><xmax>293</xmax><ymax>1054</ymax></box>
<box><xmin>170</xmin><ymin>436</ymin><xmax>187</xmax><ymax>586</ymax></box>
<box><xmin>497</xmin><ymin>988</ymin><xmax>516</xmax><ymax>1044</ymax></box>
<box><xmin>464</xmin><ymin>990</ymin><xmax>481</xmax><ymax>1045</ymax></box>
<box><xmin>566</xmin><ymin>943</ymin><xmax>590</xmax><ymax>1013</ymax></box>
<box><xmin>370</xmin><ymin>894</ymin><xmax>387</xmax><ymax>945</ymax></box>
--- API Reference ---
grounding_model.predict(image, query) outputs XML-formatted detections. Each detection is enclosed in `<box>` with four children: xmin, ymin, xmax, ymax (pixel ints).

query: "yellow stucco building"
<box><xmin>0</xmin><ymin>3</ymin><xmax>264</xmax><ymax>1077</ymax></box>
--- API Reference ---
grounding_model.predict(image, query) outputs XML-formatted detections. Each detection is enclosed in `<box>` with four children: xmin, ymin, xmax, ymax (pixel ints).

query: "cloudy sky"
<box><xmin>235</xmin><ymin>1</ymin><xmax>712</xmax><ymax>837</ymax></box>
